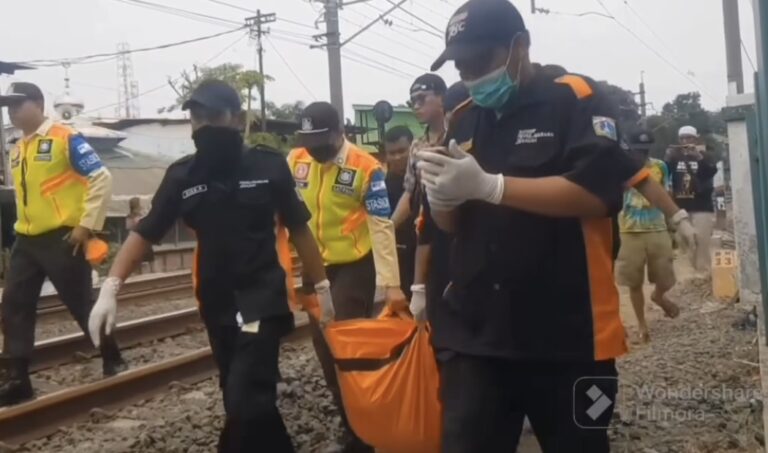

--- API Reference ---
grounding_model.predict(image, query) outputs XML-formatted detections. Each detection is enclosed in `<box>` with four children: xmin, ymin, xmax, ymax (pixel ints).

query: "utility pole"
<box><xmin>246</xmin><ymin>11</ymin><xmax>276</xmax><ymax>133</ymax></box>
<box><xmin>639</xmin><ymin>71</ymin><xmax>647</xmax><ymax>118</ymax></box>
<box><xmin>722</xmin><ymin>0</ymin><xmax>745</xmax><ymax>95</ymax></box>
<box><xmin>313</xmin><ymin>0</ymin><xmax>405</xmax><ymax>122</ymax></box>
<box><xmin>320</xmin><ymin>0</ymin><xmax>345</xmax><ymax>120</ymax></box>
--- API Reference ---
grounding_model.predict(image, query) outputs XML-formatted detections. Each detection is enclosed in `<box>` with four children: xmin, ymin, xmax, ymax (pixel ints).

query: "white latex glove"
<box><xmin>671</xmin><ymin>209</ymin><xmax>697</xmax><ymax>251</ymax></box>
<box><xmin>88</xmin><ymin>276</ymin><xmax>121</xmax><ymax>348</ymax></box>
<box><xmin>410</xmin><ymin>284</ymin><xmax>427</xmax><ymax>322</ymax></box>
<box><xmin>315</xmin><ymin>279</ymin><xmax>335</xmax><ymax>326</ymax></box>
<box><xmin>416</xmin><ymin>139</ymin><xmax>504</xmax><ymax>209</ymax></box>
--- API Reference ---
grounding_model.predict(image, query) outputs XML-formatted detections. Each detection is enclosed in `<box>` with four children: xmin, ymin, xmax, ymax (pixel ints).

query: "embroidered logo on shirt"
<box><xmin>335</xmin><ymin>168</ymin><xmax>356</xmax><ymax>186</ymax></box>
<box><xmin>37</xmin><ymin>139</ymin><xmax>53</xmax><ymax>154</ymax></box>
<box><xmin>294</xmin><ymin>162</ymin><xmax>310</xmax><ymax>180</ymax></box>
<box><xmin>592</xmin><ymin>116</ymin><xmax>618</xmax><ymax>141</ymax></box>
<box><xmin>182</xmin><ymin>184</ymin><xmax>207</xmax><ymax>199</ymax></box>
<box><xmin>239</xmin><ymin>180</ymin><xmax>269</xmax><ymax>189</ymax></box>
<box><xmin>515</xmin><ymin>129</ymin><xmax>555</xmax><ymax>145</ymax></box>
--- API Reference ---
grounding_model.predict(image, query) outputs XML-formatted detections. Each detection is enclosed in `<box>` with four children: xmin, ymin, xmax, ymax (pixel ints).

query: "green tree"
<box><xmin>237</xmin><ymin>70</ymin><xmax>273</xmax><ymax>136</ymax></box>
<box><xmin>164</xmin><ymin>63</ymin><xmax>273</xmax><ymax>117</ymax></box>
<box><xmin>595</xmin><ymin>81</ymin><xmax>641</xmax><ymax>131</ymax></box>
<box><xmin>266</xmin><ymin>101</ymin><xmax>305</xmax><ymax>121</ymax></box>
<box><xmin>645</xmin><ymin>92</ymin><xmax>727</xmax><ymax>159</ymax></box>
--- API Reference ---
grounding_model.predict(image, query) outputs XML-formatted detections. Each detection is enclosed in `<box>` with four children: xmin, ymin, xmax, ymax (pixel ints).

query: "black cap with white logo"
<box><xmin>0</xmin><ymin>82</ymin><xmax>45</xmax><ymax>107</ymax></box>
<box><xmin>431</xmin><ymin>0</ymin><xmax>527</xmax><ymax>71</ymax></box>
<box><xmin>296</xmin><ymin>102</ymin><xmax>342</xmax><ymax>147</ymax></box>
<box><xmin>410</xmin><ymin>74</ymin><xmax>448</xmax><ymax>96</ymax></box>
<box><xmin>628</xmin><ymin>129</ymin><xmax>655</xmax><ymax>150</ymax></box>
<box><xmin>181</xmin><ymin>79</ymin><xmax>242</xmax><ymax>112</ymax></box>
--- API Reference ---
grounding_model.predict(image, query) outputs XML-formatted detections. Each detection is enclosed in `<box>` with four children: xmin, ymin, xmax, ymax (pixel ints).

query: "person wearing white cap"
<box><xmin>665</xmin><ymin>125</ymin><xmax>719</xmax><ymax>273</ymax></box>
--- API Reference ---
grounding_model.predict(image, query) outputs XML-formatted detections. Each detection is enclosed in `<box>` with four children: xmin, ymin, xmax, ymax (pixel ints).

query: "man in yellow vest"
<box><xmin>288</xmin><ymin>102</ymin><xmax>405</xmax><ymax>453</ymax></box>
<box><xmin>0</xmin><ymin>82</ymin><xmax>124</xmax><ymax>407</ymax></box>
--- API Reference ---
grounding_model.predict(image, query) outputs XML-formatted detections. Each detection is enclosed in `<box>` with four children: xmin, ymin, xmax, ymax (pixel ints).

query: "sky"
<box><xmin>0</xmin><ymin>0</ymin><xmax>759</xmax><ymax>122</ymax></box>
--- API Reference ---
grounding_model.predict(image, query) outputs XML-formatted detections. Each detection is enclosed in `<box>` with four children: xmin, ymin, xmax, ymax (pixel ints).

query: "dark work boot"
<box><xmin>0</xmin><ymin>358</ymin><xmax>33</xmax><ymax>407</ymax></box>
<box><xmin>100</xmin><ymin>336</ymin><xmax>128</xmax><ymax>378</ymax></box>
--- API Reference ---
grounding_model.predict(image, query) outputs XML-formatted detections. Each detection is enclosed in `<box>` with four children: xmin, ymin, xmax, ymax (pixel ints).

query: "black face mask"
<box><xmin>191</xmin><ymin>125</ymin><xmax>243</xmax><ymax>177</ymax></box>
<box><xmin>307</xmin><ymin>144</ymin><xmax>339</xmax><ymax>163</ymax></box>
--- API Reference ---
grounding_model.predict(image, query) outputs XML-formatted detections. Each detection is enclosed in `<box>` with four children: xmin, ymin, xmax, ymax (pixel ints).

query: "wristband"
<box><xmin>671</xmin><ymin>209</ymin><xmax>689</xmax><ymax>226</ymax></box>
<box><xmin>486</xmin><ymin>173</ymin><xmax>505</xmax><ymax>205</ymax></box>
<box><xmin>102</xmin><ymin>276</ymin><xmax>123</xmax><ymax>295</ymax></box>
<box><xmin>314</xmin><ymin>279</ymin><xmax>331</xmax><ymax>291</ymax></box>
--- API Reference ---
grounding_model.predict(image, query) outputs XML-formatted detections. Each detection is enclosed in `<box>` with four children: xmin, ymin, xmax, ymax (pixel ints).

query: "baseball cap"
<box><xmin>431</xmin><ymin>0</ymin><xmax>527</xmax><ymax>71</ymax></box>
<box><xmin>410</xmin><ymin>74</ymin><xmax>448</xmax><ymax>96</ymax></box>
<box><xmin>0</xmin><ymin>82</ymin><xmax>44</xmax><ymax>107</ymax></box>
<box><xmin>296</xmin><ymin>102</ymin><xmax>342</xmax><ymax>147</ymax></box>
<box><xmin>678</xmin><ymin>125</ymin><xmax>698</xmax><ymax>138</ymax></box>
<box><xmin>627</xmin><ymin>129</ymin><xmax>655</xmax><ymax>150</ymax></box>
<box><xmin>444</xmin><ymin>82</ymin><xmax>470</xmax><ymax>112</ymax></box>
<box><xmin>181</xmin><ymin>79</ymin><xmax>242</xmax><ymax>112</ymax></box>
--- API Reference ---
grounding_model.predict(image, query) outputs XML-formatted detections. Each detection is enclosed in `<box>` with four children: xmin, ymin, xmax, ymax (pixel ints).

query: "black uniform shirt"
<box><xmin>136</xmin><ymin>146</ymin><xmax>310</xmax><ymax>326</ymax></box>
<box><xmin>431</xmin><ymin>73</ymin><xmax>645</xmax><ymax>363</ymax></box>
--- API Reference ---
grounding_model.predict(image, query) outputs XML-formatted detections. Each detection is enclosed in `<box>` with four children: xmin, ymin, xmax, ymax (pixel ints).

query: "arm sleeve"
<box><xmin>134</xmin><ymin>169</ymin><xmax>182</xmax><ymax>244</ymax></box>
<box><xmin>561</xmin><ymin>91</ymin><xmax>644</xmax><ymax>215</ymax></box>
<box><xmin>68</xmin><ymin>134</ymin><xmax>113</xmax><ymax>230</ymax></box>
<box><xmin>696</xmin><ymin>155</ymin><xmax>718</xmax><ymax>179</ymax></box>
<box><xmin>273</xmin><ymin>157</ymin><xmax>311</xmax><ymax>229</ymax></box>
<box><xmin>416</xmin><ymin>194</ymin><xmax>435</xmax><ymax>246</ymax></box>
<box><xmin>364</xmin><ymin>167</ymin><xmax>400</xmax><ymax>287</ymax></box>
<box><xmin>402</xmin><ymin>146</ymin><xmax>417</xmax><ymax>195</ymax></box>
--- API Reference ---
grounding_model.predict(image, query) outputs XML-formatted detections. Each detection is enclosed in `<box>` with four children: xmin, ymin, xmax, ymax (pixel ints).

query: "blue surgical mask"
<box><xmin>464</xmin><ymin>42</ymin><xmax>522</xmax><ymax>110</ymax></box>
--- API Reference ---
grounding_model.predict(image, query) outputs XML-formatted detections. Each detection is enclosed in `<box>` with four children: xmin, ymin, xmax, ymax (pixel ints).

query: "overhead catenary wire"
<box><xmin>363</xmin><ymin>3</ymin><xmax>442</xmax><ymax>39</ymax></box>
<box><xmin>380</xmin><ymin>0</ymin><xmax>444</xmax><ymax>35</ymax></box>
<box><xmin>265</xmin><ymin>36</ymin><xmax>318</xmax><ymax>101</ymax></box>
<box><xmin>204</xmin><ymin>0</ymin><xmax>318</xmax><ymax>31</ymax></box>
<box><xmin>80</xmin><ymin>30</ymin><xmax>249</xmax><ymax>116</ymax></box>
<box><xmin>742</xmin><ymin>39</ymin><xmax>757</xmax><ymax>72</ymax></box>
<box><xmin>111</xmin><ymin>0</ymin><xmax>240</xmax><ymax>28</ymax></box>
<box><xmin>340</xmin><ymin>10</ymin><xmax>437</xmax><ymax>57</ymax></box>
<box><xmin>14</xmin><ymin>27</ymin><xmax>247</xmax><ymax>67</ymax></box>
<box><xmin>594</xmin><ymin>0</ymin><xmax>717</xmax><ymax>103</ymax></box>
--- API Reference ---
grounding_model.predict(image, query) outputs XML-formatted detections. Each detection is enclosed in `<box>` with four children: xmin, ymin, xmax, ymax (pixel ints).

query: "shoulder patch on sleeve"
<box><xmin>555</xmin><ymin>74</ymin><xmax>593</xmax><ymax>99</ymax></box>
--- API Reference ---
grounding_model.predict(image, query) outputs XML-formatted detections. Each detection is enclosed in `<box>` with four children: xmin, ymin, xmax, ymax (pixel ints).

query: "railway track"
<box><xmin>35</xmin><ymin>271</ymin><xmax>194</xmax><ymax>318</ymax></box>
<box><xmin>0</xmin><ymin>312</ymin><xmax>311</xmax><ymax>447</ymax></box>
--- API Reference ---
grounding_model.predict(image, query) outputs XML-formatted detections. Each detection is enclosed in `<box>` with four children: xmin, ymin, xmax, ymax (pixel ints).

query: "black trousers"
<box><xmin>305</xmin><ymin>253</ymin><xmax>376</xmax><ymax>444</ymax></box>
<box><xmin>439</xmin><ymin>353</ymin><xmax>618</xmax><ymax>453</ymax></box>
<box><xmin>396</xmin><ymin>243</ymin><xmax>415</xmax><ymax>299</ymax></box>
<box><xmin>207</xmin><ymin>316</ymin><xmax>294</xmax><ymax>453</ymax></box>
<box><xmin>1</xmin><ymin>228</ymin><xmax>121</xmax><ymax>362</ymax></box>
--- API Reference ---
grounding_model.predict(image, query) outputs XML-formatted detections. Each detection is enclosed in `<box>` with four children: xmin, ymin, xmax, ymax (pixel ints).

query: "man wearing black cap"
<box><xmin>416</xmin><ymin>0</ymin><xmax>652</xmax><ymax>451</ymax></box>
<box><xmin>0</xmin><ymin>82</ymin><xmax>124</xmax><ymax>406</ymax></box>
<box><xmin>390</xmin><ymin>74</ymin><xmax>447</xmax><ymax>231</ymax></box>
<box><xmin>288</xmin><ymin>101</ymin><xmax>405</xmax><ymax>453</ymax></box>
<box><xmin>89</xmin><ymin>79</ymin><xmax>333</xmax><ymax>452</ymax></box>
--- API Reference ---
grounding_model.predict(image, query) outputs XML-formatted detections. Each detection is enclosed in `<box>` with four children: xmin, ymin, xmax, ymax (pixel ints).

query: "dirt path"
<box><xmin>518</xmin><ymin>254</ymin><xmax>764</xmax><ymax>453</ymax></box>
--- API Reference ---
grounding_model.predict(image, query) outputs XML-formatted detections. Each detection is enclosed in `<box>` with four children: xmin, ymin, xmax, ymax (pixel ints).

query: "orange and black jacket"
<box><xmin>428</xmin><ymin>73</ymin><xmax>648</xmax><ymax>362</ymax></box>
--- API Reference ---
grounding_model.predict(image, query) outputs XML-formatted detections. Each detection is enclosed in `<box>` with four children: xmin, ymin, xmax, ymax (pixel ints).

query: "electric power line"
<box><xmin>742</xmin><ymin>39</ymin><xmax>757</xmax><ymax>72</ymax></box>
<box><xmin>15</xmin><ymin>27</ymin><xmax>247</xmax><ymax>67</ymax></box>
<box><xmin>204</xmin><ymin>0</ymin><xmax>318</xmax><ymax>31</ymax></box>
<box><xmin>265</xmin><ymin>36</ymin><xmax>318</xmax><ymax>101</ymax></box>
<box><xmin>621</xmin><ymin>0</ymin><xmax>678</xmax><ymax>56</ymax></box>
<box><xmin>81</xmin><ymin>30</ymin><xmax>249</xmax><ymax>116</ymax></box>
<box><xmin>379</xmin><ymin>0</ymin><xmax>443</xmax><ymax>35</ymax></box>
<box><xmin>347</xmin><ymin>40</ymin><xmax>424</xmax><ymax>70</ymax></box>
<box><xmin>342</xmin><ymin>53</ymin><xmax>414</xmax><ymax>80</ymax></box>
<box><xmin>112</xmin><ymin>0</ymin><xmax>240</xmax><ymax>28</ymax></box>
<box><xmin>341</xmin><ymin>10</ymin><xmax>437</xmax><ymax>57</ymax></box>
<box><xmin>594</xmin><ymin>0</ymin><xmax>717</xmax><ymax>102</ymax></box>
<box><xmin>364</xmin><ymin>2</ymin><xmax>442</xmax><ymax>39</ymax></box>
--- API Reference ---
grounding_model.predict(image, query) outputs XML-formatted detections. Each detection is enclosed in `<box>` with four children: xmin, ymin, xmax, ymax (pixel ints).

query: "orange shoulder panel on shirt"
<box><xmin>46</xmin><ymin>123</ymin><xmax>74</xmax><ymax>140</ymax></box>
<box><xmin>555</xmin><ymin>75</ymin><xmax>594</xmax><ymax>99</ymax></box>
<box><xmin>625</xmin><ymin>167</ymin><xmax>651</xmax><ymax>188</ymax></box>
<box><xmin>347</xmin><ymin>145</ymin><xmax>381</xmax><ymax>176</ymax></box>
